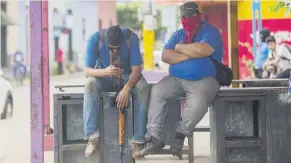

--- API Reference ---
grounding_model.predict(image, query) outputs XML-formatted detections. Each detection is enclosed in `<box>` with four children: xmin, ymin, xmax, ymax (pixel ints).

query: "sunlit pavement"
<box><xmin>0</xmin><ymin>71</ymin><xmax>210</xmax><ymax>163</ymax></box>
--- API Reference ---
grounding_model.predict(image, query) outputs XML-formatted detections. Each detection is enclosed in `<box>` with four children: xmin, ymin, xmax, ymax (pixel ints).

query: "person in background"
<box><xmin>13</xmin><ymin>50</ymin><xmax>27</xmax><ymax>79</ymax></box>
<box><xmin>253</xmin><ymin>29</ymin><xmax>271</xmax><ymax>79</ymax></box>
<box><xmin>263</xmin><ymin>36</ymin><xmax>291</xmax><ymax>78</ymax></box>
<box><xmin>140</xmin><ymin>1</ymin><xmax>222</xmax><ymax>157</ymax></box>
<box><xmin>57</xmin><ymin>48</ymin><xmax>64</xmax><ymax>74</ymax></box>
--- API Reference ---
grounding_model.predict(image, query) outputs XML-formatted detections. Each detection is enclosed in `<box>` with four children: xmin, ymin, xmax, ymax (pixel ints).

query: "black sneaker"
<box><xmin>140</xmin><ymin>136</ymin><xmax>165</xmax><ymax>156</ymax></box>
<box><xmin>170</xmin><ymin>133</ymin><xmax>186</xmax><ymax>155</ymax></box>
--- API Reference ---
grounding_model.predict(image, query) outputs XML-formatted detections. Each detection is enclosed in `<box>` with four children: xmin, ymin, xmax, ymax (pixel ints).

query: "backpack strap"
<box><xmin>96</xmin><ymin>29</ymin><xmax>106</xmax><ymax>60</ymax></box>
<box><xmin>125</xmin><ymin>28</ymin><xmax>132</xmax><ymax>67</ymax></box>
<box><xmin>125</xmin><ymin>28</ymin><xmax>132</xmax><ymax>50</ymax></box>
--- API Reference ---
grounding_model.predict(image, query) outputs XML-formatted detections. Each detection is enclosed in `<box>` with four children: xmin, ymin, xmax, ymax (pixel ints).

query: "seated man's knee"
<box><xmin>85</xmin><ymin>77</ymin><xmax>99</xmax><ymax>93</ymax></box>
<box><xmin>151</xmin><ymin>83</ymin><xmax>166</xmax><ymax>99</ymax></box>
<box><xmin>135</xmin><ymin>78</ymin><xmax>150</xmax><ymax>98</ymax></box>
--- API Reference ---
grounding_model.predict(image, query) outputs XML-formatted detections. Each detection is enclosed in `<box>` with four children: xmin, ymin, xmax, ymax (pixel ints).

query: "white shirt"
<box><xmin>269</xmin><ymin>44</ymin><xmax>291</xmax><ymax>71</ymax></box>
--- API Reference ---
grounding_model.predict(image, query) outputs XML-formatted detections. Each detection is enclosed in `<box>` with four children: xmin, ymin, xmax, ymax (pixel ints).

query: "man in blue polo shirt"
<box><xmin>139</xmin><ymin>2</ymin><xmax>223</xmax><ymax>157</ymax></box>
<box><xmin>83</xmin><ymin>25</ymin><xmax>150</xmax><ymax>158</ymax></box>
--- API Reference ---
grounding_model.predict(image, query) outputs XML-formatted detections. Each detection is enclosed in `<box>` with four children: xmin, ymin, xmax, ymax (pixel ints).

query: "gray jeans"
<box><xmin>145</xmin><ymin>76</ymin><xmax>220</xmax><ymax>140</ymax></box>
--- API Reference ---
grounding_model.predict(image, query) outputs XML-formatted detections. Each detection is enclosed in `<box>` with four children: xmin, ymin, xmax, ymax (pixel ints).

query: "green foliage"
<box><xmin>268</xmin><ymin>1</ymin><xmax>290</xmax><ymax>17</ymax></box>
<box><xmin>116</xmin><ymin>2</ymin><xmax>166</xmax><ymax>41</ymax></box>
<box><xmin>269</xmin><ymin>1</ymin><xmax>286</xmax><ymax>12</ymax></box>
<box><xmin>117</xmin><ymin>3</ymin><xmax>143</xmax><ymax>30</ymax></box>
<box><xmin>154</xmin><ymin>9</ymin><xmax>167</xmax><ymax>41</ymax></box>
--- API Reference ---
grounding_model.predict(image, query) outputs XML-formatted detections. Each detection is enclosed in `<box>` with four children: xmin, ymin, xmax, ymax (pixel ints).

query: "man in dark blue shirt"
<box><xmin>83</xmin><ymin>25</ymin><xmax>150</xmax><ymax>158</ymax></box>
<box><xmin>139</xmin><ymin>2</ymin><xmax>222</xmax><ymax>157</ymax></box>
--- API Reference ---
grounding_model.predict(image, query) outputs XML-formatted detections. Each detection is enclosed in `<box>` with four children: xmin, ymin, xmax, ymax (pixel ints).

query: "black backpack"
<box><xmin>210</xmin><ymin>57</ymin><xmax>234</xmax><ymax>87</ymax></box>
<box><xmin>95</xmin><ymin>28</ymin><xmax>132</xmax><ymax>69</ymax></box>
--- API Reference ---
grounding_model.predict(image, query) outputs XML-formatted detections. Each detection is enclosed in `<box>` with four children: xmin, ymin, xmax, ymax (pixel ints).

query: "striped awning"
<box><xmin>1</xmin><ymin>10</ymin><xmax>17</xmax><ymax>26</ymax></box>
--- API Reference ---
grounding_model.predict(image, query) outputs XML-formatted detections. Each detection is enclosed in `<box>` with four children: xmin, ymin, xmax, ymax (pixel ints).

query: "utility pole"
<box><xmin>142</xmin><ymin>0</ymin><xmax>155</xmax><ymax>70</ymax></box>
<box><xmin>26</xmin><ymin>1</ymin><xmax>30</xmax><ymax>66</ymax></box>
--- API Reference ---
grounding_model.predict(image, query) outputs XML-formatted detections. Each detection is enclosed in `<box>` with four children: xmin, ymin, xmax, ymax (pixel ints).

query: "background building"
<box><xmin>1</xmin><ymin>1</ymin><xmax>23</xmax><ymax>68</ymax></box>
<box><xmin>1</xmin><ymin>1</ymin><xmax>117</xmax><ymax>74</ymax></box>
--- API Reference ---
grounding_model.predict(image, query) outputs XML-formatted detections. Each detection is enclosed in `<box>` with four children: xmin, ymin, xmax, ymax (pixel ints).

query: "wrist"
<box><xmin>102</xmin><ymin>69</ymin><xmax>110</xmax><ymax>77</ymax></box>
<box><xmin>123</xmin><ymin>84</ymin><xmax>131</xmax><ymax>91</ymax></box>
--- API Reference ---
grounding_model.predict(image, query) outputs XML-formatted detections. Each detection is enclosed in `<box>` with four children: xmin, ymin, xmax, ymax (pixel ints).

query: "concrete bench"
<box><xmin>210</xmin><ymin>87</ymin><xmax>290</xmax><ymax>163</ymax></box>
<box><xmin>232</xmin><ymin>79</ymin><xmax>288</xmax><ymax>87</ymax></box>
<box><xmin>54</xmin><ymin>84</ymin><xmax>213</xmax><ymax>163</ymax></box>
<box><xmin>54</xmin><ymin>80</ymin><xmax>291</xmax><ymax>163</ymax></box>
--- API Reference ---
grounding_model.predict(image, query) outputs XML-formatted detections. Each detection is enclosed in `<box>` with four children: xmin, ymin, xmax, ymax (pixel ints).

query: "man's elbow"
<box><xmin>161</xmin><ymin>54</ymin><xmax>168</xmax><ymax>63</ymax></box>
<box><xmin>161</xmin><ymin>50</ymin><xmax>170</xmax><ymax>63</ymax></box>
<box><xmin>132</xmin><ymin>65</ymin><xmax>142</xmax><ymax>73</ymax></box>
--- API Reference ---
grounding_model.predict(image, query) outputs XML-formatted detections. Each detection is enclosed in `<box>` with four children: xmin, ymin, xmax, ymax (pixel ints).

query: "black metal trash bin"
<box><xmin>53</xmin><ymin>92</ymin><xmax>135</xmax><ymax>163</ymax></box>
<box><xmin>210</xmin><ymin>87</ymin><xmax>290</xmax><ymax>163</ymax></box>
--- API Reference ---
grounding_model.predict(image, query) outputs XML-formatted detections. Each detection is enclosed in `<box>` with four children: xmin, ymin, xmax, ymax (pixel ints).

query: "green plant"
<box><xmin>269</xmin><ymin>1</ymin><xmax>290</xmax><ymax>17</ymax></box>
<box><xmin>117</xmin><ymin>3</ymin><xmax>143</xmax><ymax>30</ymax></box>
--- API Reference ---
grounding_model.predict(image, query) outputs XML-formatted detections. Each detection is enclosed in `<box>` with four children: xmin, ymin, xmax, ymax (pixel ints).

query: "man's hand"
<box><xmin>116</xmin><ymin>85</ymin><xmax>130</xmax><ymax>109</ymax></box>
<box><xmin>104</xmin><ymin>65</ymin><xmax>123</xmax><ymax>77</ymax></box>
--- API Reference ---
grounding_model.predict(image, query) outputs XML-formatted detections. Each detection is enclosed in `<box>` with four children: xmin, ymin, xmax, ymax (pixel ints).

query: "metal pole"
<box><xmin>0</xmin><ymin>14</ymin><xmax>1</xmax><ymax>68</ymax></box>
<box><xmin>30</xmin><ymin>1</ymin><xmax>44</xmax><ymax>163</ymax></box>
<box><xmin>257</xmin><ymin>1</ymin><xmax>262</xmax><ymax>31</ymax></box>
<box><xmin>26</xmin><ymin>1</ymin><xmax>30</xmax><ymax>67</ymax></box>
<box><xmin>251</xmin><ymin>1</ymin><xmax>257</xmax><ymax>58</ymax></box>
<box><xmin>42</xmin><ymin>0</ymin><xmax>52</xmax><ymax>135</ymax></box>
<box><xmin>251</xmin><ymin>0</ymin><xmax>262</xmax><ymax>57</ymax></box>
<box><xmin>227</xmin><ymin>0</ymin><xmax>239</xmax><ymax>84</ymax></box>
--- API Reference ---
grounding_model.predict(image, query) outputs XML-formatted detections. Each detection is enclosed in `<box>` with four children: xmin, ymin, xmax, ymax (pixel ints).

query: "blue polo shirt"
<box><xmin>85</xmin><ymin>28</ymin><xmax>143</xmax><ymax>74</ymax></box>
<box><xmin>254</xmin><ymin>42</ymin><xmax>269</xmax><ymax>69</ymax></box>
<box><xmin>164</xmin><ymin>21</ymin><xmax>223</xmax><ymax>81</ymax></box>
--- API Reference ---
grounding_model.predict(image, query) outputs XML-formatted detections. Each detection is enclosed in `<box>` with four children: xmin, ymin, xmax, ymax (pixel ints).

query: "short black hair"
<box><xmin>260</xmin><ymin>28</ymin><xmax>271</xmax><ymax>42</ymax></box>
<box><xmin>106</xmin><ymin>25</ymin><xmax>124</xmax><ymax>46</ymax></box>
<box><xmin>266</xmin><ymin>36</ymin><xmax>276</xmax><ymax>44</ymax></box>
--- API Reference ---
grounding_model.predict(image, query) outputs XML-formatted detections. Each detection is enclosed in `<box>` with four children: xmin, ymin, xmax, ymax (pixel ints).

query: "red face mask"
<box><xmin>181</xmin><ymin>15</ymin><xmax>201</xmax><ymax>32</ymax></box>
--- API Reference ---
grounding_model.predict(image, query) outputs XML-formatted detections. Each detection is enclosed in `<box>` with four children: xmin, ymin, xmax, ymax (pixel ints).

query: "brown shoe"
<box><xmin>131</xmin><ymin>142</ymin><xmax>145</xmax><ymax>159</ymax></box>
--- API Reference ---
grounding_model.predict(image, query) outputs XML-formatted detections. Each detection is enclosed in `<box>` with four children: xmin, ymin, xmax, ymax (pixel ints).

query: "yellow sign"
<box><xmin>238</xmin><ymin>0</ymin><xmax>291</xmax><ymax>20</ymax></box>
<box><xmin>142</xmin><ymin>24</ymin><xmax>155</xmax><ymax>70</ymax></box>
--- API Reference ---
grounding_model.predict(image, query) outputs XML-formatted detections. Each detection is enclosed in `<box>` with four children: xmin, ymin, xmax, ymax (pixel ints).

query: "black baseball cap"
<box><xmin>180</xmin><ymin>1</ymin><xmax>200</xmax><ymax>17</ymax></box>
<box><xmin>106</xmin><ymin>25</ymin><xmax>124</xmax><ymax>47</ymax></box>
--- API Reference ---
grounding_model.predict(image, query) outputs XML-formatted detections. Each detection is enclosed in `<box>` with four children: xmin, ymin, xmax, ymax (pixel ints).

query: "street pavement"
<box><xmin>0</xmin><ymin>69</ymin><xmax>211</xmax><ymax>163</ymax></box>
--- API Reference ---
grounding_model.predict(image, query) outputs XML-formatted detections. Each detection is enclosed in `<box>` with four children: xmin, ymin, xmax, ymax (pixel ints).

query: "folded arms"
<box><xmin>162</xmin><ymin>42</ymin><xmax>215</xmax><ymax>65</ymax></box>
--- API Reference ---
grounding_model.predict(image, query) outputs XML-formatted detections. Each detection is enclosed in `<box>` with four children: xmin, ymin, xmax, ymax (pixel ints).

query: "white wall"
<box><xmin>6</xmin><ymin>1</ymin><xmax>20</xmax><ymax>66</ymax></box>
<box><xmin>48</xmin><ymin>1</ymin><xmax>98</xmax><ymax>69</ymax></box>
<box><xmin>70</xmin><ymin>1</ymin><xmax>98</xmax><ymax>68</ymax></box>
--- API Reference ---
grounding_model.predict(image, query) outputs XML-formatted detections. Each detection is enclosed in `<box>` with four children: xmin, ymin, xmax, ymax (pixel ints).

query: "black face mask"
<box><xmin>109</xmin><ymin>45</ymin><xmax>121</xmax><ymax>53</ymax></box>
